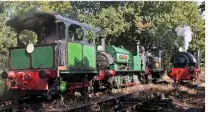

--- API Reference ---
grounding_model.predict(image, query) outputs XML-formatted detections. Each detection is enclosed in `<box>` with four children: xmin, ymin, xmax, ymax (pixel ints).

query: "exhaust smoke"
<box><xmin>175</xmin><ymin>25</ymin><xmax>193</xmax><ymax>52</ymax></box>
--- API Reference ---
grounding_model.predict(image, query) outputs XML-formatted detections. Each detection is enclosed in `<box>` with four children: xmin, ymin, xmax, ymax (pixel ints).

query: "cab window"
<box><xmin>68</xmin><ymin>24</ymin><xmax>83</xmax><ymax>42</ymax></box>
<box><xmin>39</xmin><ymin>22</ymin><xmax>66</xmax><ymax>44</ymax></box>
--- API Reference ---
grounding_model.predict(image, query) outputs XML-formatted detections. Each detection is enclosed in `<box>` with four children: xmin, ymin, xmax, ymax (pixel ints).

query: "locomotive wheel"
<box><xmin>125</xmin><ymin>75</ymin><xmax>130</xmax><ymax>83</ymax></box>
<box><xmin>44</xmin><ymin>94</ymin><xmax>52</xmax><ymax>100</ymax></box>
<box><xmin>89</xmin><ymin>80</ymin><xmax>94</xmax><ymax>93</ymax></box>
<box><xmin>93</xmin><ymin>81</ymin><xmax>100</xmax><ymax>92</ymax></box>
<box><xmin>133</xmin><ymin>74</ymin><xmax>140</xmax><ymax>84</ymax></box>
<box><xmin>121</xmin><ymin>76</ymin><xmax>127</xmax><ymax>88</ymax></box>
<box><xmin>63</xmin><ymin>95</ymin><xmax>75</xmax><ymax>104</ymax></box>
<box><xmin>129</xmin><ymin>75</ymin><xmax>134</xmax><ymax>87</ymax></box>
<box><xmin>125</xmin><ymin>75</ymin><xmax>131</xmax><ymax>87</ymax></box>
<box><xmin>80</xmin><ymin>74</ymin><xmax>89</xmax><ymax>101</ymax></box>
<box><xmin>152</xmin><ymin>78</ymin><xmax>158</xmax><ymax>84</ymax></box>
<box><xmin>152</xmin><ymin>73</ymin><xmax>159</xmax><ymax>84</ymax></box>
<box><xmin>114</xmin><ymin>76</ymin><xmax>121</xmax><ymax>89</ymax></box>
<box><xmin>80</xmin><ymin>87</ymin><xmax>89</xmax><ymax>101</ymax></box>
<box><xmin>122</xmin><ymin>76</ymin><xmax>126</xmax><ymax>88</ymax></box>
<box><xmin>139</xmin><ymin>73</ymin><xmax>146</xmax><ymax>84</ymax></box>
<box><xmin>30</xmin><ymin>96</ymin><xmax>39</xmax><ymax>100</ymax></box>
<box><xmin>107</xmin><ymin>77</ymin><xmax>114</xmax><ymax>92</ymax></box>
<box><xmin>145</xmin><ymin>74</ymin><xmax>153</xmax><ymax>84</ymax></box>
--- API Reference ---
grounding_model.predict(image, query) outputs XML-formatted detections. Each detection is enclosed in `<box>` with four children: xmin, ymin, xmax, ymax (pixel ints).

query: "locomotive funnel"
<box><xmin>179</xmin><ymin>47</ymin><xmax>184</xmax><ymax>52</ymax></box>
<box><xmin>99</xmin><ymin>29</ymin><xmax>106</xmax><ymax>50</ymax></box>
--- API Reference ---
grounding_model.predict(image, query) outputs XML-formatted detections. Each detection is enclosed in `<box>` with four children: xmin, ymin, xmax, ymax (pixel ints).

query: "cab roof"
<box><xmin>6</xmin><ymin>11</ymin><xmax>99</xmax><ymax>33</ymax></box>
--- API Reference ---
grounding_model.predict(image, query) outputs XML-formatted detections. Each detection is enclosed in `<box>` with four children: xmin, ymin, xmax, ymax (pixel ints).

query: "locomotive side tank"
<box><xmin>105</xmin><ymin>45</ymin><xmax>141</xmax><ymax>71</ymax></box>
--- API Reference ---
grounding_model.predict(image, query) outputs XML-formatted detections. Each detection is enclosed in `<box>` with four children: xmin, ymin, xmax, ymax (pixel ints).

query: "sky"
<box><xmin>195</xmin><ymin>0</ymin><xmax>203</xmax><ymax>5</ymax></box>
<box><xmin>195</xmin><ymin>1</ymin><xmax>205</xmax><ymax>20</ymax></box>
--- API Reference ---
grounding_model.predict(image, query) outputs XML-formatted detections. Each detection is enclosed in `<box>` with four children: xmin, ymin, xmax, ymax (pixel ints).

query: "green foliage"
<box><xmin>19</xmin><ymin>30</ymin><xmax>38</xmax><ymax>45</ymax></box>
<box><xmin>148</xmin><ymin>1</ymin><xmax>205</xmax><ymax>68</ymax></box>
<box><xmin>3</xmin><ymin>1</ymin><xmax>71</xmax><ymax>16</ymax></box>
<box><xmin>199</xmin><ymin>1</ymin><xmax>205</xmax><ymax>14</ymax></box>
<box><xmin>70</xmin><ymin>1</ymin><xmax>204</xmax><ymax>69</ymax></box>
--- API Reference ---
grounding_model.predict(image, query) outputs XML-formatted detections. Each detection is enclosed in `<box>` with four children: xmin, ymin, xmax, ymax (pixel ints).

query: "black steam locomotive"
<box><xmin>167</xmin><ymin>49</ymin><xmax>201</xmax><ymax>83</ymax></box>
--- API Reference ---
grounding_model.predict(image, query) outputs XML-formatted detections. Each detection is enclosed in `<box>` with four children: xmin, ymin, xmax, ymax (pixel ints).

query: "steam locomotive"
<box><xmin>167</xmin><ymin>48</ymin><xmax>201</xmax><ymax>83</ymax></box>
<box><xmin>1</xmin><ymin>11</ymin><xmax>164</xmax><ymax>99</ymax></box>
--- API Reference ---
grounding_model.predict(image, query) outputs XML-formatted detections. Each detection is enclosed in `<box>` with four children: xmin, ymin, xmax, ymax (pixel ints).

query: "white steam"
<box><xmin>175</xmin><ymin>25</ymin><xmax>193</xmax><ymax>52</ymax></box>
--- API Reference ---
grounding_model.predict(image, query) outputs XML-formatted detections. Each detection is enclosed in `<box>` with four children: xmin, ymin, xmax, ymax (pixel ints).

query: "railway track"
<box><xmin>0</xmin><ymin>82</ymin><xmax>174</xmax><ymax>112</ymax></box>
<box><xmin>0</xmin><ymin>80</ymin><xmax>203</xmax><ymax>112</ymax></box>
<box><xmin>0</xmin><ymin>96</ymin><xmax>58</xmax><ymax>112</ymax></box>
<box><xmin>66</xmin><ymin>87</ymin><xmax>178</xmax><ymax>112</ymax></box>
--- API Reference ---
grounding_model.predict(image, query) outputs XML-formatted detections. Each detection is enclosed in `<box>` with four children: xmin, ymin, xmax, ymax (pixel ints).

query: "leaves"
<box><xmin>72</xmin><ymin>1</ymin><xmax>205</xmax><ymax>68</ymax></box>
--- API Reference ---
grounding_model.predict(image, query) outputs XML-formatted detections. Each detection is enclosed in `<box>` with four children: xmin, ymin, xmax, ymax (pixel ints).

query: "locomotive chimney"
<box><xmin>197</xmin><ymin>51</ymin><xmax>200</xmax><ymax>69</ymax></box>
<box><xmin>136</xmin><ymin>41</ymin><xmax>140</xmax><ymax>55</ymax></box>
<box><xmin>100</xmin><ymin>29</ymin><xmax>106</xmax><ymax>51</ymax></box>
<box><xmin>101</xmin><ymin>37</ymin><xmax>106</xmax><ymax>50</ymax></box>
<box><xmin>159</xmin><ymin>50</ymin><xmax>163</xmax><ymax>70</ymax></box>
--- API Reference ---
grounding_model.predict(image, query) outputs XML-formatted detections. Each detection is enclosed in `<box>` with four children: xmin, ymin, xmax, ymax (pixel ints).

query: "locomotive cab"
<box><xmin>146</xmin><ymin>48</ymin><xmax>163</xmax><ymax>71</ymax></box>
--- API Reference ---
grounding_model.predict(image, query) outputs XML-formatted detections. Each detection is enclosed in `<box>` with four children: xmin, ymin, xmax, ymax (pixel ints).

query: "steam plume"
<box><xmin>175</xmin><ymin>25</ymin><xmax>193</xmax><ymax>52</ymax></box>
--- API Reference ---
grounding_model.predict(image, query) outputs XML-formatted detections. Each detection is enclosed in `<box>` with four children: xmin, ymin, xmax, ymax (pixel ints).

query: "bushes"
<box><xmin>0</xmin><ymin>78</ymin><xmax>6</xmax><ymax>96</ymax></box>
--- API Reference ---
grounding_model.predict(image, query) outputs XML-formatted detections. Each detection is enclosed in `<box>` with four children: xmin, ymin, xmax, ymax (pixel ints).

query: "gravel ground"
<box><xmin>42</xmin><ymin>83</ymin><xmax>175</xmax><ymax>111</ymax></box>
<box><xmin>32</xmin><ymin>70</ymin><xmax>206</xmax><ymax>112</ymax></box>
<box><xmin>170</xmin><ymin>85</ymin><xmax>205</xmax><ymax>112</ymax></box>
<box><xmin>160</xmin><ymin>69</ymin><xmax>205</xmax><ymax>112</ymax></box>
<box><xmin>170</xmin><ymin>74</ymin><xmax>205</xmax><ymax>112</ymax></box>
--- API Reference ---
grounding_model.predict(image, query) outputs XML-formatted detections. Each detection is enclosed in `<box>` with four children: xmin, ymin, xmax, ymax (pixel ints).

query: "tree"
<box><xmin>71</xmin><ymin>1</ymin><xmax>205</xmax><ymax>68</ymax></box>
<box><xmin>199</xmin><ymin>1</ymin><xmax>205</xmax><ymax>14</ymax></box>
